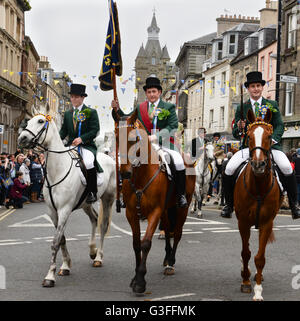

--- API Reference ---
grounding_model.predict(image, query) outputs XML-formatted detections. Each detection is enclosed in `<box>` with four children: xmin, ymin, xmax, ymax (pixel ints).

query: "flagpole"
<box><xmin>113</xmin><ymin>67</ymin><xmax>121</xmax><ymax>213</ymax></box>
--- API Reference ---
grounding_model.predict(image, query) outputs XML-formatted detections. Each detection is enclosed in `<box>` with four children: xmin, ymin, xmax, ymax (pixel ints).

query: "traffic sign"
<box><xmin>280</xmin><ymin>75</ymin><xmax>298</xmax><ymax>84</ymax></box>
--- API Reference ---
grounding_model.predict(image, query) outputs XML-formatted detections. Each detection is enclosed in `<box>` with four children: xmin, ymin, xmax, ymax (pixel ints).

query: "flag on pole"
<box><xmin>99</xmin><ymin>0</ymin><xmax>122</xmax><ymax>91</ymax></box>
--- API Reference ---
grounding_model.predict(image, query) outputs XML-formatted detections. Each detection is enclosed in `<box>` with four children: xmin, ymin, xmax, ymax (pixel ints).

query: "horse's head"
<box><xmin>18</xmin><ymin>114</ymin><xmax>53</xmax><ymax>149</ymax></box>
<box><xmin>115</xmin><ymin>109</ymin><xmax>148</xmax><ymax>179</ymax></box>
<box><xmin>246</xmin><ymin>108</ymin><xmax>273</xmax><ymax>176</ymax></box>
<box><xmin>205</xmin><ymin>143</ymin><xmax>215</xmax><ymax>163</ymax></box>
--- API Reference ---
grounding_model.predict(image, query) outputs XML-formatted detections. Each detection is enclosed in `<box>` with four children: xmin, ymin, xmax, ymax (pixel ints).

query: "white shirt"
<box><xmin>250</xmin><ymin>97</ymin><xmax>263</xmax><ymax>115</ymax></box>
<box><xmin>73</xmin><ymin>104</ymin><xmax>84</xmax><ymax>113</ymax></box>
<box><xmin>148</xmin><ymin>99</ymin><xmax>160</xmax><ymax>110</ymax></box>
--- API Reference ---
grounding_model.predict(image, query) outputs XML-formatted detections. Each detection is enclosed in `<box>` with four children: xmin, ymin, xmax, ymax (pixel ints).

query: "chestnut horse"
<box><xmin>234</xmin><ymin>109</ymin><xmax>283</xmax><ymax>301</ymax></box>
<box><xmin>114</xmin><ymin>110</ymin><xmax>195</xmax><ymax>294</ymax></box>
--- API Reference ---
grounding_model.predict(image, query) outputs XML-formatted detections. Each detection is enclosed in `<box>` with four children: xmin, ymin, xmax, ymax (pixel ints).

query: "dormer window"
<box><xmin>244</xmin><ymin>38</ymin><xmax>250</xmax><ymax>56</ymax></box>
<box><xmin>229</xmin><ymin>34</ymin><xmax>236</xmax><ymax>54</ymax></box>
<box><xmin>212</xmin><ymin>40</ymin><xmax>223</xmax><ymax>63</ymax></box>
<box><xmin>259</xmin><ymin>31</ymin><xmax>264</xmax><ymax>49</ymax></box>
<box><xmin>223</xmin><ymin>33</ymin><xmax>237</xmax><ymax>57</ymax></box>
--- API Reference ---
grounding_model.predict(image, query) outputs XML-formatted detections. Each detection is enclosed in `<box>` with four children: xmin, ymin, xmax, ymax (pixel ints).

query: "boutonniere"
<box><xmin>77</xmin><ymin>108</ymin><xmax>92</xmax><ymax>122</ymax></box>
<box><xmin>156</xmin><ymin>108</ymin><xmax>170</xmax><ymax>121</ymax></box>
<box><xmin>260</xmin><ymin>102</ymin><xmax>278</xmax><ymax>117</ymax></box>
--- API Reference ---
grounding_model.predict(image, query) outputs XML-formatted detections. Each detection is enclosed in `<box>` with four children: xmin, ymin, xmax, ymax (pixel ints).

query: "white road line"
<box><xmin>0</xmin><ymin>239</ymin><xmax>22</xmax><ymax>243</ymax></box>
<box><xmin>111</xmin><ymin>221</ymin><xmax>132</xmax><ymax>236</ymax></box>
<box><xmin>202</xmin><ymin>227</ymin><xmax>230</xmax><ymax>231</ymax></box>
<box><xmin>146</xmin><ymin>293</ymin><xmax>196</xmax><ymax>301</ymax></box>
<box><xmin>287</xmin><ymin>228</ymin><xmax>300</xmax><ymax>231</ymax></box>
<box><xmin>211</xmin><ymin>230</ymin><xmax>239</xmax><ymax>233</ymax></box>
<box><xmin>0</xmin><ymin>242</ymin><xmax>29</xmax><ymax>246</ymax></box>
<box><xmin>33</xmin><ymin>236</ymin><xmax>54</xmax><ymax>240</ymax></box>
<box><xmin>275</xmin><ymin>225</ymin><xmax>300</xmax><ymax>228</ymax></box>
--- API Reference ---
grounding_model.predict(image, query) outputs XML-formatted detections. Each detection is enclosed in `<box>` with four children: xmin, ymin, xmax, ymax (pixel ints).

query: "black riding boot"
<box><xmin>86</xmin><ymin>168</ymin><xmax>98</xmax><ymax>204</ymax></box>
<box><xmin>220</xmin><ymin>174</ymin><xmax>235</xmax><ymax>218</ymax></box>
<box><xmin>281</xmin><ymin>173</ymin><xmax>300</xmax><ymax>219</ymax></box>
<box><xmin>175</xmin><ymin>169</ymin><xmax>188</xmax><ymax>208</ymax></box>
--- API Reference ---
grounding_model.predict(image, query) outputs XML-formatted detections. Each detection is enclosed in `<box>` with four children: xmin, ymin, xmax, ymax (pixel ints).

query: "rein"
<box><xmin>23</xmin><ymin>117</ymin><xmax>86</xmax><ymax>212</ymax></box>
<box><xmin>243</xmin><ymin>137</ymin><xmax>275</xmax><ymax>229</ymax></box>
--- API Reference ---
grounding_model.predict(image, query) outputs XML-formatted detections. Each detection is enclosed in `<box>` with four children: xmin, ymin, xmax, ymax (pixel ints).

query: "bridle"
<box><xmin>116</xmin><ymin>118</ymin><xmax>162</xmax><ymax>218</ymax></box>
<box><xmin>243</xmin><ymin>121</ymin><xmax>275</xmax><ymax>229</ymax></box>
<box><xmin>21</xmin><ymin>115</ymin><xmax>83</xmax><ymax>211</ymax></box>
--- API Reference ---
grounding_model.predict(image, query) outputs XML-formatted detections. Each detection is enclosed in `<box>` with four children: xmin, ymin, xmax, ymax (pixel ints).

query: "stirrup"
<box><xmin>291</xmin><ymin>206</ymin><xmax>300</xmax><ymax>220</ymax></box>
<box><xmin>177</xmin><ymin>195</ymin><xmax>188</xmax><ymax>208</ymax></box>
<box><xmin>221</xmin><ymin>205</ymin><xmax>233</xmax><ymax>218</ymax></box>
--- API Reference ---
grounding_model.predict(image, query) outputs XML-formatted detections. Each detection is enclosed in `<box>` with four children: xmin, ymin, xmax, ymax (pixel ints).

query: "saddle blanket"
<box><xmin>152</xmin><ymin>143</ymin><xmax>173</xmax><ymax>181</ymax></box>
<box><xmin>238</xmin><ymin>162</ymin><xmax>284</xmax><ymax>192</ymax></box>
<box><xmin>79</xmin><ymin>171</ymin><xmax>104</xmax><ymax>186</ymax></box>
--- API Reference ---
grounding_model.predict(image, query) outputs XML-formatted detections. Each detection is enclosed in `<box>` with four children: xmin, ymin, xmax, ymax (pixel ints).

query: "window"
<box><xmin>5</xmin><ymin>5</ymin><xmax>9</xmax><ymax>31</ymax></box>
<box><xmin>285</xmin><ymin>83</ymin><xmax>294</xmax><ymax>116</ymax></box>
<box><xmin>288</xmin><ymin>14</ymin><xmax>297</xmax><ymax>48</ymax></box>
<box><xmin>5</xmin><ymin>46</ymin><xmax>8</xmax><ymax>69</ymax></box>
<box><xmin>209</xmin><ymin>109</ymin><xmax>214</xmax><ymax>129</ymax></box>
<box><xmin>261</xmin><ymin>56</ymin><xmax>265</xmax><ymax>76</ymax></box>
<box><xmin>218</xmin><ymin>42</ymin><xmax>223</xmax><ymax>60</ymax></box>
<box><xmin>16</xmin><ymin>18</ymin><xmax>21</xmax><ymax>43</ymax></box>
<box><xmin>259</xmin><ymin>31</ymin><xmax>264</xmax><ymax>49</ymax></box>
<box><xmin>229</xmin><ymin>34</ymin><xmax>236</xmax><ymax>54</ymax></box>
<box><xmin>220</xmin><ymin>107</ymin><xmax>225</xmax><ymax>129</ymax></box>
<box><xmin>235</xmin><ymin>72</ymin><xmax>240</xmax><ymax>96</ymax></box>
<box><xmin>10</xmin><ymin>50</ymin><xmax>13</xmax><ymax>72</ymax></box>
<box><xmin>152</xmin><ymin>57</ymin><xmax>156</xmax><ymax>65</ymax></box>
<box><xmin>211</xmin><ymin>77</ymin><xmax>215</xmax><ymax>96</ymax></box>
<box><xmin>0</xmin><ymin>41</ymin><xmax>2</xmax><ymax>71</ymax></box>
<box><xmin>10</xmin><ymin>9</ymin><xmax>14</xmax><ymax>36</ymax></box>
<box><xmin>244</xmin><ymin>39</ymin><xmax>250</xmax><ymax>56</ymax></box>
<box><xmin>221</xmin><ymin>72</ymin><xmax>226</xmax><ymax>91</ymax></box>
<box><xmin>268</xmin><ymin>53</ymin><xmax>273</xmax><ymax>79</ymax></box>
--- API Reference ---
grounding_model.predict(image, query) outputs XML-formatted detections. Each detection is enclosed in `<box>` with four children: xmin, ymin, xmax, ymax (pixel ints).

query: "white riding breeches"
<box><xmin>162</xmin><ymin>147</ymin><xmax>185</xmax><ymax>171</ymax></box>
<box><xmin>80</xmin><ymin>147</ymin><xmax>95</xmax><ymax>170</ymax></box>
<box><xmin>225</xmin><ymin>148</ymin><xmax>293</xmax><ymax>176</ymax></box>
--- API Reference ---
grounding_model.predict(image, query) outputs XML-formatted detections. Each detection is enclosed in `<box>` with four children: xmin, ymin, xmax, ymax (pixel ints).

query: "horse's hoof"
<box><xmin>241</xmin><ymin>283</ymin><xmax>252</xmax><ymax>293</ymax></box>
<box><xmin>42</xmin><ymin>279</ymin><xmax>55</xmax><ymax>288</ymax></box>
<box><xmin>164</xmin><ymin>266</ymin><xmax>175</xmax><ymax>276</ymax></box>
<box><xmin>133</xmin><ymin>283</ymin><xmax>146</xmax><ymax>294</ymax></box>
<box><xmin>90</xmin><ymin>253</ymin><xmax>97</xmax><ymax>260</ymax></box>
<box><xmin>58</xmin><ymin>269</ymin><xmax>70</xmax><ymax>276</ymax></box>
<box><xmin>93</xmin><ymin>261</ymin><xmax>102</xmax><ymax>268</ymax></box>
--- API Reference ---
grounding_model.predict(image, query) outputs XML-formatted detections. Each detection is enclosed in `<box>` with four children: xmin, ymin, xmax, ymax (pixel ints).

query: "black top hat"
<box><xmin>143</xmin><ymin>77</ymin><xmax>162</xmax><ymax>92</ymax></box>
<box><xmin>244</xmin><ymin>71</ymin><xmax>266</xmax><ymax>88</ymax></box>
<box><xmin>69</xmin><ymin>84</ymin><xmax>88</xmax><ymax>97</ymax></box>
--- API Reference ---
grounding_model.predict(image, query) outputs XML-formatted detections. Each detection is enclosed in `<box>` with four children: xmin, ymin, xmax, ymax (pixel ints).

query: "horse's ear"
<box><xmin>247</xmin><ymin>108</ymin><xmax>256</xmax><ymax>124</ymax></box>
<box><xmin>128</xmin><ymin>108</ymin><xmax>138</xmax><ymax>125</ymax></box>
<box><xmin>264</xmin><ymin>108</ymin><xmax>272</xmax><ymax>124</ymax></box>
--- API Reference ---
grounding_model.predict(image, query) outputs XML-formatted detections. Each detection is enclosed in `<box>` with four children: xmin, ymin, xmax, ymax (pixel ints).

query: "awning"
<box><xmin>282</xmin><ymin>127</ymin><xmax>300</xmax><ymax>139</ymax></box>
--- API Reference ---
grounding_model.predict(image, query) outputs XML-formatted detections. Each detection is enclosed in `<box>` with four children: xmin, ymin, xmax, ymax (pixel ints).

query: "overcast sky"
<box><xmin>25</xmin><ymin>0</ymin><xmax>266</xmax><ymax>134</ymax></box>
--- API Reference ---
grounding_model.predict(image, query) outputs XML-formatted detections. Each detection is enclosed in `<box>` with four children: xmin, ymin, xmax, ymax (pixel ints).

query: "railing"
<box><xmin>0</xmin><ymin>76</ymin><xmax>28</xmax><ymax>102</ymax></box>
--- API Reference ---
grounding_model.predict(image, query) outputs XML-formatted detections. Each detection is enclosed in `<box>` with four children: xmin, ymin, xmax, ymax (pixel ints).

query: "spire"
<box><xmin>161</xmin><ymin>46</ymin><xmax>170</xmax><ymax>60</ymax></box>
<box><xmin>147</xmin><ymin>12</ymin><xmax>160</xmax><ymax>40</ymax></box>
<box><xmin>136</xmin><ymin>44</ymin><xmax>146</xmax><ymax>58</ymax></box>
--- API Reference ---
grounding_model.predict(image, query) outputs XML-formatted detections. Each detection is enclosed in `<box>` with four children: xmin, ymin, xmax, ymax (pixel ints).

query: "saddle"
<box><xmin>70</xmin><ymin>149</ymin><xmax>104</xmax><ymax>186</ymax></box>
<box><xmin>233</xmin><ymin>160</ymin><xmax>283</xmax><ymax>192</ymax></box>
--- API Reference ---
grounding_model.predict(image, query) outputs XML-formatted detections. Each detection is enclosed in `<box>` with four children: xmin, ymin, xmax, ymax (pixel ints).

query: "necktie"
<box><xmin>254</xmin><ymin>102</ymin><xmax>260</xmax><ymax>117</ymax></box>
<box><xmin>148</xmin><ymin>103</ymin><xmax>155</xmax><ymax>117</ymax></box>
<box><xmin>74</xmin><ymin>108</ymin><xmax>79</xmax><ymax>121</ymax></box>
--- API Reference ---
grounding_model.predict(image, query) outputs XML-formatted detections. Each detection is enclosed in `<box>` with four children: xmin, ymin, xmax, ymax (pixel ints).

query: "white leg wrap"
<box><xmin>253</xmin><ymin>284</ymin><xmax>263</xmax><ymax>301</ymax></box>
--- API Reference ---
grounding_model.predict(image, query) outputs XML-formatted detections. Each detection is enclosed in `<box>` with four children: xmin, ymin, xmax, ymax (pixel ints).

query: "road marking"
<box><xmin>0</xmin><ymin>239</ymin><xmax>22</xmax><ymax>243</ymax></box>
<box><xmin>202</xmin><ymin>227</ymin><xmax>230</xmax><ymax>231</ymax></box>
<box><xmin>111</xmin><ymin>221</ymin><xmax>132</xmax><ymax>236</ymax></box>
<box><xmin>0</xmin><ymin>241</ymin><xmax>32</xmax><ymax>246</ymax></box>
<box><xmin>186</xmin><ymin>217</ymin><xmax>227</xmax><ymax>225</ymax></box>
<box><xmin>275</xmin><ymin>225</ymin><xmax>300</xmax><ymax>228</ymax></box>
<box><xmin>9</xmin><ymin>214</ymin><xmax>53</xmax><ymax>228</ymax></box>
<box><xmin>211</xmin><ymin>230</ymin><xmax>239</xmax><ymax>233</ymax></box>
<box><xmin>33</xmin><ymin>236</ymin><xmax>54</xmax><ymax>240</ymax></box>
<box><xmin>146</xmin><ymin>293</ymin><xmax>196</xmax><ymax>301</ymax></box>
<box><xmin>0</xmin><ymin>209</ymin><xmax>16</xmax><ymax>222</ymax></box>
<box><xmin>287</xmin><ymin>228</ymin><xmax>300</xmax><ymax>231</ymax></box>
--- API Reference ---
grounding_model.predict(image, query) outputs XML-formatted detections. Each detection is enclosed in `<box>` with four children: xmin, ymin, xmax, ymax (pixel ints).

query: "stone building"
<box><xmin>0</xmin><ymin>0</ymin><xmax>31</xmax><ymax>153</ymax></box>
<box><xmin>279</xmin><ymin>0</ymin><xmax>300</xmax><ymax>151</ymax></box>
<box><xmin>134</xmin><ymin>12</ymin><xmax>170</xmax><ymax>105</ymax></box>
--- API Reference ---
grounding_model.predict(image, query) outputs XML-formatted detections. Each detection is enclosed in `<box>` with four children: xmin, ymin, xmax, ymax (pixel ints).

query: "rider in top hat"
<box><xmin>60</xmin><ymin>84</ymin><xmax>100</xmax><ymax>204</ymax></box>
<box><xmin>221</xmin><ymin>71</ymin><xmax>300</xmax><ymax>219</ymax></box>
<box><xmin>112</xmin><ymin>76</ymin><xmax>188</xmax><ymax>208</ymax></box>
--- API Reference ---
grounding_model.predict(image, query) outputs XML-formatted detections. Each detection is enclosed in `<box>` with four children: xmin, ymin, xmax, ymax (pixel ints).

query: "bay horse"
<box><xmin>114</xmin><ymin>110</ymin><xmax>195</xmax><ymax>294</ymax></box>
<box><xmin>192</xmin><ymin>143</ymin><xmax>215</xmax><ymax>217</ymax></box>
<box><xmin>234</xmin><ymin>108</ymin><xmax>282</xmax><ymax>301</ymax></box>
<box><xmin>18</xmin><ymin>114</ymin><xmax>116</xmax><ymax>287</ymax></box>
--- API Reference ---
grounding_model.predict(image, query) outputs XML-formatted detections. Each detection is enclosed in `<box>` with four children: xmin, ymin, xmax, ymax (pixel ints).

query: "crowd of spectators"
<box><xmin>0</xmin><ymin>149</ymin><xmax>44</xmax><ymax>209</ymax></box>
